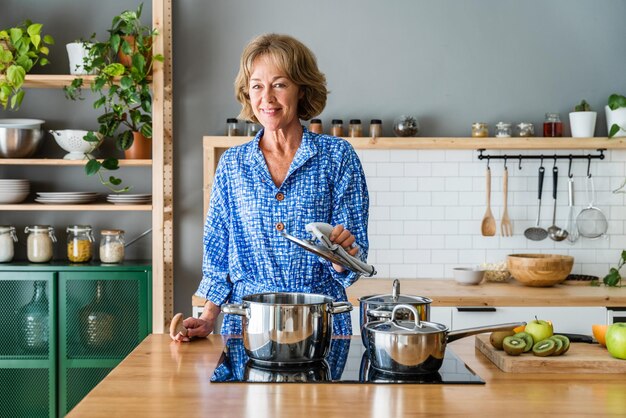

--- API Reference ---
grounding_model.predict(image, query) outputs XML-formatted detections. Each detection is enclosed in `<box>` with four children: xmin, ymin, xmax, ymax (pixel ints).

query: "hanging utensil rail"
<box><xmin>477</xmin><ymin>149</ymin><xmax>606</xmax><ymax>168</ymax></box>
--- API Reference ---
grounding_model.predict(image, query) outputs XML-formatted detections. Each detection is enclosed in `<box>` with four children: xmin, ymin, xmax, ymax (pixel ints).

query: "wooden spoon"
<box><xmin>481</xmin><ymin>167</ymin><xmax>496</xmax><ymax>236</ymax></box>
<box><xmin>169</xmin><ymin>312</ymin><xmax>188</xmax><ymax>340</ymax></box>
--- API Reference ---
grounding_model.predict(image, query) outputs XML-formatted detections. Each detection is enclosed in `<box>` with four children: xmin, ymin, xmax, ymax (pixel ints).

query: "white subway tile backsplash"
<box><xmin>377</xmin><ymin>163</ymin><xmax>405</xmax><ymax>177</ymax></box>
<box><xmin>390</xmin><ymin>150</ymin><xmax>419</xmax><ymax>162</ymax></box>
<box><xmin>404</xmin><ymin>163</ymin><xmax>432</xmax><ymax>177</ymax></box>
<box><xmin>431</xmin><ymin>192</ymin><xmax>459</xmax><ymax>206</ymax></box>
<box><xmin>403</xmin><ymin>249</ymin><xmax>431</xmax><ymax>264</ymax></box>
<box><xmin>390</xmin><ymin>177</ymin><xmax>418</xmax><ymax>191</ymax></box>
<box><xmin>405</xmin><ymin>192</ymin><xmax>432</xmax><ymax>206</ymax></box>
<box><xmin>390</xmin><ymin>264</ymin><xmax>418</xmax><ymax>277</ymax></box>
<box><xmin>418</xmin><ymin>177</ymin><xmax>446</xmax><ymax>192</ymax></box>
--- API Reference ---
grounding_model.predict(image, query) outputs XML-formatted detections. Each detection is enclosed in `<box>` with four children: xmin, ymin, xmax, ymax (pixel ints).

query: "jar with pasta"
<box><xmin>25</xmin><ymin>225</ymin><xmax>56</xmax><ymax>263</ymax></box>
<box><xmin>67</xmin><ymin>225</ymin><xmax>94</xmax><ymax>263</ymax></box>
<box><xmin>99</xmin><ymin>229</ymin><xmax>125</xmax><ymax>264</ymax></box>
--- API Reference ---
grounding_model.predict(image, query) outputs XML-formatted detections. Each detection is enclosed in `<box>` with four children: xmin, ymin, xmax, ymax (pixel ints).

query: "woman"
<box><xmin>173</xmin><ymin>33</ymin><xmax>369</xmax><ymax>341</ymax></box>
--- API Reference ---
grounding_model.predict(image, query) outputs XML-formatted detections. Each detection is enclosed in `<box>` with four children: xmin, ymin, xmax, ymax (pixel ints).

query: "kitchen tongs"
<box><xmin>282</xmin><ymin>222</ymin><xmax>377</xmax><ymax>277</ymax></box>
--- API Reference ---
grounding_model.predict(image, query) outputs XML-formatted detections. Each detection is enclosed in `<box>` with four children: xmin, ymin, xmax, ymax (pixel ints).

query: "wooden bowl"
<box><xmin>507</xmin><ymin>254</ymin><xmax>574</xmax><ymax>287</ymax></box>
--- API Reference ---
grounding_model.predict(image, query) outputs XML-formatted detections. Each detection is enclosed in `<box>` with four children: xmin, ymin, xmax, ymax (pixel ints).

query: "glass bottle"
<box><xmin>330</xmin><ymin>119</ymin><xmax>344</xmax><ymax>137</ymax></box>
<box><xmin>25</xmin><ymin>225</ymin><xmax>56</xmax><ymax>263</ymax></box>
<box><xmin>495</xmin><ymin>122</ymin><xmax>512</xmax><ymax>138</ymax></box>
<box><xmin>79</xmin><ymin>280</ymin><xmax>115</xmax><ymax>349</ymax></box>
<box><xmin>543</xmin><ymin>113</ymin><xmax>563</xmax><ymax>137</ymax></box>
<box><xmin>99</xmin><ymin>229</ymin><xmax>125</xmax><ymax>264</ymax></box>
<box><xmin>471</xmin><ymin>122</ymin><xmax>489</xmax><ymax>137</ymax></box>
<box><xmin>67</xmin><ymin>225</ymin><xmax>94</xmax><ymax>263</ymax></box>
<box><xmin>0</xmin><ymin>225</ymin><xmax>17</xmax><ymax>263</ymax></box>
<box><xmin>369</xmin><ymin>119</ymin><xmax>383</xmax><ymax>138</ymax></box>
<box><xmin>309</xmin><ymin>119</ymin><xmax>323</xmax><ymax>134</ymax></box>
<box><xmin>245</xmin><ymin>121</ymin><xmax>261</xmax><ymax>137</ymax></box>
<box><xmin>17</xmin><ymin>281</ymin><xmax>49</xmax><ymax>354</ymax></box>
<box><xmin>226</xmin><ymin>118</ymin><xmax>240</xmax><ymax>136</ymax></box>
<box><xmin>349</xmin><ymin>119</ymin><xmax>363</xmax><ymax>137</ymax></box>
<box><xmin>517</xmin><ymin>122</ymin><xmax>535</xmax><ymax>137</ymax></box>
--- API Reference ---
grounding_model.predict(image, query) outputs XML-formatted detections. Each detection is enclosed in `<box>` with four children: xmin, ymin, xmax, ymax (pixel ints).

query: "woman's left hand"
<box><xmin>329</xmin><ymin>224</ymin><xmax>359</xmax><ymax>272</ymax></box>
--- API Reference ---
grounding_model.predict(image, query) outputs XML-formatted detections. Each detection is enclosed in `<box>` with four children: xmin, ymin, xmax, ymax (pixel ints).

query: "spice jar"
<box><xmin>330</xmin><ymin>119</ymin><xmax>344</xmax><ymax>137</ymax></box>
<box><xmin>349</xmin><ymin>119</ymin><xmax>363</xmax><ymax>137</ymax></box>
<box><xmin>245</xmin><ymin>121</ymin><xmax>261</xmax><ymax>137</ymax></box>
<box><xmin>0</xmin><ymin>225</ymin><xmax>17</xmax><ymax>263</ymax></box>
<box><xmin>309</xmin><ymin>119</ymin><xmax>323</xmax><ymax>134</ymax></box>
<box><xmin>471</xmin><ymin>122</ymin><xmax>489</xmax><ymax>137</ymax></box>
<box><xmin>25</xmin><ymin>225</ymin><xmax>56</xmax><ymax>263</ymax></box>
<box><xmin>543</xmin><ymin>113</ymin><xmax>563</xmax><ymax>137</ymax></box>
<box><xmin>67</xmin><ymin>225</ymin><xmax>94</xmax><ymax>263</ymax></box>
<box><xmin>226</xmin><ymin>118</ymin><xmax>240</xmax><ymax>136</ymax></box>
<box><xmin>517</xmin><ymin>122</ymin><xmax>535</xmax><ymax>137</ymax></box>
<box><xmin>495</xmin><ymin>122</ymin><xmax>512</xmax><ymax>138</ymax></box>
<box><xmin>99</xmin><ymin>229</ymin><xmax>125</xmax><ymax>264</ymax></box>
<box><xmin>370</xmin><ymin>119</ymin><xmax>383</xmax><ymax>138</ymax></box>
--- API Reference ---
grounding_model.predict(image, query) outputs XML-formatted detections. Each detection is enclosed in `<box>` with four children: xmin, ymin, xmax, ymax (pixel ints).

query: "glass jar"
<box><xmin>369</xmin><ymin>119</ymin><xmax>383</xmax><ymax>138</ymax></box>
<box><xmin>25</xmin><ymin>225</ymin><xmax>56</xmax><ymax>263</ymax></box>
<box><xmin>17</xmin><ymin>281</ymin><xmax>49</xmax><ymax>354</ymax></box>
<box><xmin>309</xmin><ymin>119</ymin><xmax>323</xmax><ymax>134</ymax></box>
<box><xmin>0</xmin><ymin>225</ymin><xmax>17</xmax><ymax>263</ymax></box>
<box><xmin>543</xmin><ymin>113</ymin><xmax>563</xmax><ymax>137</ymax></box>
<box><xmin>245</xmin><ymin>121</ymin><xmax>261</xmax><ymax>137</ymax></box>
<box><xmin>226</xmin><ymin>118</ymin><xmax>240</xmax><ymax>136</ymax></box>
<box><xmin>99</xmin><ymin>229</ymin><xmax>125</xmax><ymax>264</ymax></box>
<box><xmin>330</xmin><ymin>119</ymin><xmax>344</xmax><ymax>137</ymax></box>
<box><xmin>67</xmin><ymin>225</ymin><xmax>94</xmax><ymax>263</ymax></box>
<box><xmin>495</xmin><ymin>122</ymin><xmax>512</xmax><ymax>138</ymax></box>
<box><xmin>517</xmin><ymin>122</ymin><xmax>535</xmax><ymax>137</ymax></box>
<box><xmin>349</xmin><ymin>119</ymin><xmax>363</xmax><ymax>137</ymax></box>
<box><xmin>471</xmin><ymin>122</ymin><xmax>489</xmax><ymax>137</ymax></box>
<box><xmin>79</xmin><ymin>280</ymin><xmax>115</xmax><ymax>349</ymax></box>
<box><xmin>393</xmin><ymin>115</ymin><xmax>420</xmax><ymax>137</ymax></box>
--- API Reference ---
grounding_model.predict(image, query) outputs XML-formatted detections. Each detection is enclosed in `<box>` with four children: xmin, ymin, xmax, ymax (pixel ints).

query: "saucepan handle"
<box><xmin>446</xmin><ymin>321</ymin><xmax>526</xmax><ymax>343</ymax></box>
<box><xmin>221</xmin><ymin>303</ymin><xmax>248</xmax><ymax>316</ymax></box>
<box><xmin>329</xmin><ymin>301</ymin><xmax>353</xmax><ymax>314</ymax></box>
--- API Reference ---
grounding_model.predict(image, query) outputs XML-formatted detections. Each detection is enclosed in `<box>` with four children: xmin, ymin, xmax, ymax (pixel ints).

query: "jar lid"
<box><xmin>25</xmin><ymin>225</ymin><xmax>52</xmax><ymax>230</ymax></box>
<box><xmin>545</xmin><ymin>112</ymin><xmax>560</xmax><ymax>118</ymax></box>
<box><xmin>226</xmin><ymin>118</ymin><xmax>238</xmax><ymax>123</ymax></box>
<box><xmin>101</xmin><ymin>229</ymin><xmax>124</xmax><ymax>235</ymax></box>
<box><xmin>370</xmin><ymin>119</ymin><xmax>382</xmax><ymax>124</ymax></box>
<box><xmin>66</xmin><ymin>225</ymin><xmax>92</xmax><ymax>232</ymax></box>
<box><xmin>472</xmin><ymin>122</ymin><xmax>488</xmax><ymax>128</ymax></box>
<box><xmin>349</xmin><ymin>119</ymin><xmax>362</xmax><ymax>124</ymax></box>
<box><xmin>517</xmin><ymin>122</ymin><xmax>533</xmax><ymax>127</ymax></box>
<box><xmin>0</xmin><ymin>225</ymin><xmax>15</xmax><ymax>233</ymax></box>
<box><xmin>496</xmin><ymin>122</ymin><xmax>511</xmax><ymax>128</ymax></box>
<box><xmin>331</xmin><ymin>119</ymin><xmax>343</xmax><ymax>124</ymax></box>
<box><xmin>310</xmin><ymin>119</ymin><xmax>322</xmax><ymax>124</ymax></box>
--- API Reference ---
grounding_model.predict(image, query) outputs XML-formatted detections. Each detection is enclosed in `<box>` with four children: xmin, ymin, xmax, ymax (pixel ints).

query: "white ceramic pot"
<box><xmin>66</xmin><ymin>42</ymin><xmax>95</xmax><ymax>75</ymax></box>
<box><xmin>605</xmin><ymin>105</ymin><xmax>626</xmax><ymax>138</ymax></box>
<box><xmin>569</xmin><ymin>111</ymin><xmax>597</xmax><ymax>138</ymax></box>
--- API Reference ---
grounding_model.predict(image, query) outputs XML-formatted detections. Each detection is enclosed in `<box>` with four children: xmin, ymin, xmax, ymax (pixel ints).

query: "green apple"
<box><xmin>525</xmin><ymin>317</ymin><xmax>553</xmax><ymax>344</ymax></box>
<box><xmin>606</xmin><ymin>323</ymin><xmax>626</xmax><ymax>360</ymax></box>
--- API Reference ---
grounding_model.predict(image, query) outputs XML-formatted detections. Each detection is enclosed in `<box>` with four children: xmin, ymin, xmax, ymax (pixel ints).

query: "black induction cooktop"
<box><xmin>210</xmin><ymin>336</ymin><xmax>484</xmax><ymax>384</ymax></box>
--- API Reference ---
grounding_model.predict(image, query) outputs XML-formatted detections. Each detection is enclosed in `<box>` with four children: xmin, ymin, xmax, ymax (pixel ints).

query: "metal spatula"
<box><xmin>524</xmin><ymin>166</ymin><xmax>548</xmax><ymax>241</ymax></box>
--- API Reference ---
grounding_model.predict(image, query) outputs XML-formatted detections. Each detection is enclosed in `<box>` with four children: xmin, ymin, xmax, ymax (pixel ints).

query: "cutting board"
<box><xmin>475</xmin><ymin>334</ymin><xmax>626</xmax><ymax>373</ymax></box>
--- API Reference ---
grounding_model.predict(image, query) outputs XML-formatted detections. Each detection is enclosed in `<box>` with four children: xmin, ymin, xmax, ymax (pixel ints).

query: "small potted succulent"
<box><xmin>0</xmin><ymin>21</ymin><xmax>54</xmax><ymax>110</ymax></box>
<box><xmin>606</xmin><ymin>94</ymin><xmax>626</xmax><ymax>138</ymax></box>
<box><xmin>569</xmin><ymin>99</ymin><xmax>596</xmax><ymax>138</ymax></box>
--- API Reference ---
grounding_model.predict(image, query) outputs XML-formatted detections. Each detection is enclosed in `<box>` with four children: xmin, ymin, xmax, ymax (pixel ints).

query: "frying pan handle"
<box><xmin>329</xmin><ymin>301</ymin><xmax>353</xmax><ymax>314</ymax></box>
<box><xmin>447</xmin><ymin>321</ymin><xmax>526</xmax><ymax>343</ymax></box>
<box><xmin>221</xmin><ymin>303</ymin><xmax>248</xmax><ymax>316</ymax></box>
<box><xmin>538</xmin><ymin>166</ymin><xmax>545</xmax><ymax>200</ymax></box>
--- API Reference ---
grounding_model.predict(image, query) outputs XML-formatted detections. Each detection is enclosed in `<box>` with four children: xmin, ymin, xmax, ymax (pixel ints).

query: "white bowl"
<box><xmin>453</xmin><ymin>267</ymin><xmax>485</xmax><ymax>285</ymax></box>
<box><xmin>49</xmin><ymin>129</ymin><xmax>104</xmax><ymax>160</ymax></box>
<box><xmin>0</xmin><ymin>190</ymin><xmax>29</xmax><ymax>203</ymax></box>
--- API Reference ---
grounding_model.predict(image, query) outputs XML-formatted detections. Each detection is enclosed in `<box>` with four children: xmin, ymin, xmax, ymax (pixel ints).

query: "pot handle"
<box><xmin>329</xmin><ymin>301</ymin><xmax>353</xmax><ymax>314</ymax></box>
<box><xmin>446</xmin><ymin>321</ymin><xmax>526</xmax><ymax>344</ymax></box>
<box><xmin>221</xmin><ymin>303</ymin><xmax>247</xmax><ymax>316</ymax></box>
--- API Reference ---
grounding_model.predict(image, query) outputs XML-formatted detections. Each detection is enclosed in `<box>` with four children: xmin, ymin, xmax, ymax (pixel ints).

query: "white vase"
<box><xmin>569</xmin><ymin>111</ymin><xmax>597</xmax><ymax>138</ymax></box>
<box><xmin>605</xmin><ymin>105</ymin><xmax>626</xmax><ymax>138</ymax></box>
<box><xmin>66</xmin><ymin>42</ymin><xmax>95</xmax><ymax>75</ymax></box>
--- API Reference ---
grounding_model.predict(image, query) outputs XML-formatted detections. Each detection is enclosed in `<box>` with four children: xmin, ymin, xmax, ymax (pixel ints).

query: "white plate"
<box><xmin>37</xmin><ymin>192</ymin><xmax>98</xmax><ymax>197</ymax></box>
<box><xmin>35</xmin><ymin>197</ymin><xmax>97</xmax><ymax>203</ymax></box>
<box><xmin>107</xmin><ymin>194</ymin><xmax>152</xmax><ymax>199</ymax></box>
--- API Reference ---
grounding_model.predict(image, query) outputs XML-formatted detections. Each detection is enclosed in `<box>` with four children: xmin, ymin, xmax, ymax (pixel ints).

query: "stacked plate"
<box><xmin>0</xmin><ymin>179</ymin><xmax>30</xmax><ymax>203</ymax></box>
<box><xmin>35</xmin><ymin>191</ymin><xmax>99</xmax><ymax>204</ymax></box>
<box><xmin>107</xmin><ymin>193</ymin><xmax>152</xmax><ymax>205</ymax></box>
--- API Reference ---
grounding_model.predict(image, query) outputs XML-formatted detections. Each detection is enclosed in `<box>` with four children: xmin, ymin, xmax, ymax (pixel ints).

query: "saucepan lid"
<box><xmin>364</xmin><ymin>305</ymin><xmax>446</xmax><ymax>335</ymax></box>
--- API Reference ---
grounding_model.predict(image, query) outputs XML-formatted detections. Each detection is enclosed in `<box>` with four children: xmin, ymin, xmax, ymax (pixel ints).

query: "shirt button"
<box><xmin>275</xmin><ymin>192</ymin><xmax>285</xmax><ymax>201</ymax></box>
<box><xmin>275</xmin><ymin>222</ymin><xmax>285</xmax><ymax>231</ymax></box>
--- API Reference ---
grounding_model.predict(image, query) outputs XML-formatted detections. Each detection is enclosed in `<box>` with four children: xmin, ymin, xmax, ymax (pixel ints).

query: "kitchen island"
<box><xmin>67</xmin><ymin>334</ymin><xmax>626</xmax><ymax>417</ymax></box>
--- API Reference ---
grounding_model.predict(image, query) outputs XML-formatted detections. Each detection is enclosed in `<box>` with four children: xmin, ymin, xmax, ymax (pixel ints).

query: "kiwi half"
<box><xmin>532</xmin><ymin>339</ymin><xmax>557</xmax><ymax>357</ymax></box>
<box><xmin>514</xmin><ymin>332</ymin><xmax>534</xmax><ymax>353</ymax></box>
<box><xmin>503</xmin><ymin>336</ymin><xmax>526</xmax><ymax>356</ymax></box>
<box><xmin>551</xmin><ymin>334</ymin><xmax>570</xmax><ymax>354</ymax></box>
<box><xmin>490</xmin><ymin>330</ymin><xmax>515</xmax><ymax>350</ymax></box>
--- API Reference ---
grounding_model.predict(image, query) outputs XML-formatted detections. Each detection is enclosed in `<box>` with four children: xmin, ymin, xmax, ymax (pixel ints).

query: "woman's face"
<box><xmin>248</xmin><ymin>55</ymin><xmax>303</xmax><ymax>133</ymax></box>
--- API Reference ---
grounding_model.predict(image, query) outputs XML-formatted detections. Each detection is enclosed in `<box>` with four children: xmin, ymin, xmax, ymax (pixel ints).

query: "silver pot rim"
<box><xmin>358</xmin><ymin>294</ymin><xmax>433</xmax><ymax>304</ymax></box>
<box><xmin>241</xmin><ymin>292</ymin><xmax>335</xmax><ymax>306</ymax></box>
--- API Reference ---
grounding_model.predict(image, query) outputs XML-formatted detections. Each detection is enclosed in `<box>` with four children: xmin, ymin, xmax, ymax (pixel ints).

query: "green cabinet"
<box><xmin>0</xmin><ymin>263</ymin><xmax>151</xmax><ymax>417</ymax></box>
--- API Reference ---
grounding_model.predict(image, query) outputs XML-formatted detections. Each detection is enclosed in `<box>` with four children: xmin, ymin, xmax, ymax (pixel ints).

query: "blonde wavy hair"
<box><xmin>234</xmin><ymin>33</ymin><xmax>328</xmax><ymax>123</ymax></box>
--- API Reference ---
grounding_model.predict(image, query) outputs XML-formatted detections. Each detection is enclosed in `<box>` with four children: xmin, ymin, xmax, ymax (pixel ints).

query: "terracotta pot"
<box><xmin>124</xmin><ymin>131</ymin><xmax>151</xmax><ymax>159</ymax></box>
<box><xmin>117</xmin><ymin>35</ymin><xmax>152</xmax><ymax>68</ymax></box>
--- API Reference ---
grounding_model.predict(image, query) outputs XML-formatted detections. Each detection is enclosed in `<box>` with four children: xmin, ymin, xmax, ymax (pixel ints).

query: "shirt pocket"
<box><xmin>295</xmin><ymin>190</ymin><xmax>332</xmax><ymax>226</ymax></box>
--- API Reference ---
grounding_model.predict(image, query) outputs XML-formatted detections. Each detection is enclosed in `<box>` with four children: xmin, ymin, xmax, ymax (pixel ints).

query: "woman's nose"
<box><xmin>261</xmin><ymin>87</ymin><xmax>275</xmax><ymax>102</ymax></box>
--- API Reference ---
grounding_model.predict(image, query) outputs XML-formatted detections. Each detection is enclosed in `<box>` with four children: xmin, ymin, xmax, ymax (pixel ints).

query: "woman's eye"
<box><xmin>273</xmin><ymin>83</ymin><xmax>285</xmax><ymax>88</ymax></box>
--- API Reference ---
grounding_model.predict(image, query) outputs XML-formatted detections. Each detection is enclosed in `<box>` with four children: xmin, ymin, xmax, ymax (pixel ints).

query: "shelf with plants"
<box><xmin>0</xmin><ymin>203</ymin><xmax>152</xmax><ymax>211</ymax></box>
<box><xmin>0</xmin><ymin>158</ymin><xmax>150</xmax><ymax>166</ymax></box>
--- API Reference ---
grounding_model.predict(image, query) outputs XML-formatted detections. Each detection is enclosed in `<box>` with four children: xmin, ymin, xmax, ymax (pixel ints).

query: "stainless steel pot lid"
<box><xmin>364</xmin><ymin>305</ymin><xmax>447</xmax><ymax>335</ymax></box>
<box><xmin>359</xmin><ymin>279</ymin><xmax>432</xmax><ymax>304</ymax></box>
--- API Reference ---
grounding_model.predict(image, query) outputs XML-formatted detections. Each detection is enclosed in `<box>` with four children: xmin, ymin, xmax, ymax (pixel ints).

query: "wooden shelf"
<box><xmin>22</xmin><ymin>74</ymin><xmax>150</xmax><ymax>88</ymax></box>
<box><xmin>0</xmin><ymin>203</ymin><xmax>152</xmax><ymax>211</ymax></box>
<box><xmin>0</xmin><ymin>159</ymin><xmax>151</xmax><ymax>166</ymax></box>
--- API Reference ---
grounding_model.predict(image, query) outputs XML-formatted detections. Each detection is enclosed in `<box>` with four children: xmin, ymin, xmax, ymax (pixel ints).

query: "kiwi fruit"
<box><xmin>551</xmin><ymin>334</ymin><xmax>570</xmax><ymax>354</ymax></box>
<box><xmin>549</xmin><ymin>336</ymin><xmax>565</xmax><ymax>355</ymax></box>
<box><xmin>532</xmin><ymin>339</ymin><xmax>557</xmax><ymax>357</ymax></box>
<box><xmin>514</xmin><ymin>332</ymin><xmax>534</xmax><ymax>353</ymax></box>
<box><xmin>490</xmin><ymin>330</ymin><xmax>515</xmax><ymax>350</ymax></box>
<box><xmin>503</xmin><ymin>336</ymin><xmax>526</xmax><ymax>356</ymax></box>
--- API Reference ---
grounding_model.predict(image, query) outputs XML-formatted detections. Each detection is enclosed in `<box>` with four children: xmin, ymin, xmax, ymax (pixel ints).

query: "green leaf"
<box><xmin>120</xmin><ymin>76</ymin><xmax>133</xmax><ymax>89</ymax></box>
<box><xmin>109</xmin><ymin>176</ymin><xmax>122</xmax><ymax>185</ymax></box>
<box><xmin>103</xmin><ymin>63</ymin><xmax>125</xmax><ymax>77</ymax></box>
<box><xmin>102</xmin><ymin>157</ymin><xmax>120</xmax><ymax>170</ymax></box>
<box><xmin>609</xmin><ymin>124</ymin><xmax>621</xmax><ymax>138</ymax></box>
<box><xmin>30</xmin><ymin>34</ymin><xmax>41</xmax><ymax>50</ymax></box>
<box><xmin>140</xmin><ymin>123</ymin><xmax>152</xmax><ymax>139</ymax></box>
<box><xmin>9</xmin><ymin>28</ymin><xmax>22</xmax><ymax>45</ymax></box>
<box><xmin>26</xmin><ymin>23</ymin><xmax>42</xmax><ymax>38</ymax></box>
<box><xmin>85</xmin><ymin>159</ymin><xmax>102</xmax><ymax>176</ymax></box>
<box><xmin>43</xmin><ymin>35</ymin><xmax>54</xmax><ymax>45</ymax></box>
<box><xmin>39</xmin><ymin>46</ymin><xmax>49</xmax><ymax>56</ymax></box>
<box><xmin>110</xmin><ymin>34</ymin><xmax>121</xmax><ymax>54</ymax></box>
<box><xmin>83</xmin><ymin>131</ymin><xmax>100</xmax><ymax>143</ymax></box>
<box><xmin>93</xmin><ymin>96</ymin><xmax>106</xmax><ymax>109</ymax></box>
<box><xmin>117</xmin><ymin>130</ymin><xmax>134</xmax><ymax>150</ymax></box>
<box><xmin>609</xmin><ymin>94</ymin><xmax>626</xmax><ymax>110</ymax></box>
<box><xmin>6</xmin><ymin>65</ymin><xmax>26</xmax><ymax>88</ymax></box>
<box><xmin>39</xmin><ymin>57</ymin><xmax>49</xmax><ymax>66</ymax></box>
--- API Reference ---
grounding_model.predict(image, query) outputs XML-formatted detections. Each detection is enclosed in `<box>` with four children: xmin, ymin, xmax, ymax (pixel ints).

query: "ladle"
<box><xmin>547</xmin><ymin>166</ymin><xmax>568</xmax><ymax>241</ymax></box>
<box><xmin>524</xmin><ymin>166</ymin><xmax>548</xmax><ymax>241</ymax></box>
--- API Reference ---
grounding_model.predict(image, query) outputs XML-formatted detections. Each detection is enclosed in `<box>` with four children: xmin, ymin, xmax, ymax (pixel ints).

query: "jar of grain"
<box><xmin>471</xmin><ymin>122</ymin><xmax>489</xmax><ymax>137</ymax></box>
<box><xmin>226</xmin><ymin>118</ymin><xmax>240</xmax><ymax>136</ymax></box>
<box><xmin>349</xmin><ymin>119</ymin><xmax>363</xmax><ymax>137</ymax></box>
<box><xmin>67</xmin><ymin>225</ymin><xmax>94</xmax><ymax>263</ymax></box>
<box><xmin>309</xmin><ymin>119</ymin><xmax>323</xmax><ymax>134</ymax></box>
<box><xmin>99</xmin><ymin>229</ymin><xmax>125</xmax><ymax>264</ymax></box>
<box><xmin>330</xmin><ymin>119</ymin><xmax>344</xmax><ymax>137</ymax></box>
<box><xmin>0</xmin><ymin>225</ymin><xmax>17</xmax><ymax>263</ymax></box>
<box><xmin>369</xmin><ymin>119</ymin><xmax>383</xmax><ymax>138</ymax></box>
<box><xmin>25</xmin><ymin>225</ymin><xmax>56</xmax><ymax>263</ymax></box>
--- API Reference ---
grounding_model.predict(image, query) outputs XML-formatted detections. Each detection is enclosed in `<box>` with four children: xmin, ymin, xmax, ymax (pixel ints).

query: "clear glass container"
<box><xmin>309</xmin><ymin>119</ymin><xmax>323</xmax><ymax>134</ymax></box>
<box><xmin>495</xmin><ymin>122</ymin><xmax>512</xmax><ymax>138</ymax></box>
<box><xmin>330</xmin><ymin>119</ymin><xmax>344</xmax><ymax>137</ymax></box>
<box><xmin>99</xmin><ymin>229</ymin><xmax>125</xmax><ymax>264</ymax></box>
<box><xmin>79</xmin><ymin>280</ymin><xmax>115</xmax><ymax>349</ymax></box>
<box><xmin>517</xmin><ymin>122</ymin><xmax>535</xmax><ymax>137</ymax></box>
<box><xmin>0</xmin><ymin>225</ymin><xmax>17</xmax><ymax>263</ymax></box>
<box><xmin>17</xmin><ymin>281</ymin><xmax>49</xmax><ymax>354</ymax></box>
<box><xmin>349</xmin><ymin>119</ymin><xmax>363</xmax><ymax>137</ymax></box>
<box><xmin>471</xmin><ymin>122</ymin><xmax>489</xmax><ymax>137</ymax></box>
<box><xmin>370</xmin><ymin>119</ymin><xmax>383</xmax><ymax>138</ymax></box>
<box><xmin>25</xmin><ymin>225</ymin><xmax>56</xmax><ymax>263</ymax></box>
<box><xmin>67</xmin><ymin>225</ymin><xmax>94</xmax><ymax>263</ymax></box>
<box><xmin>245</xmin><ymin>121</ymin><xmax>261</xmax><ymax>137</ymax></box>
<box><xmin>393</xmin><ymin>115</ymin><xmax>420</xmax><ymax>137</ymax></box>
<box><xmin>226</xmin><ymin>118</ymin><xmax>240</xmax><ymax>136</ymax></box>
<box><xmin>543</xmin><ymin>113</ymin><xmax>563</xmax><ymax>137</ymax></box>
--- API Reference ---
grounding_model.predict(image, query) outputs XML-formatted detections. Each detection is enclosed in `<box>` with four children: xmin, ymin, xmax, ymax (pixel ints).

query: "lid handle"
<box><xmin>391</xmin><ymin>304</ymin><xmax>422</xmax><ymax>330</ymax></box>
<box><xmin>392</xmin><ymin>279</ymin><xmax>400</xmax><ymax>302</ymax></box>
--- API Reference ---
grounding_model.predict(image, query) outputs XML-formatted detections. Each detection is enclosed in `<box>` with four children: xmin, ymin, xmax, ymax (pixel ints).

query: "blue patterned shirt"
<box><xmin>197</xmin><ymin>127</ymin><xmax>370</xmax><ymax>335</ymax></box>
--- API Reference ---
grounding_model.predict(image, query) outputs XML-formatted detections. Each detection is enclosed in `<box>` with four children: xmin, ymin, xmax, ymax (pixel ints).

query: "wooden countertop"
<box><xmin>67</xmin><ymin>334</ymin><xmax>626</xmax><ymax>417</ymax></box>
<box><xmin>192</xmin><ymin>278</ymin><xmax>626</xmax><ymax>308</ymax></box>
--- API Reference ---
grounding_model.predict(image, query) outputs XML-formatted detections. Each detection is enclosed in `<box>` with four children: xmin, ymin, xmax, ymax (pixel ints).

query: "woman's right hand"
<box><xmin>171</xmin><ymin>301</ymin><xmax>221</xmax><ymax>342</ymax></box>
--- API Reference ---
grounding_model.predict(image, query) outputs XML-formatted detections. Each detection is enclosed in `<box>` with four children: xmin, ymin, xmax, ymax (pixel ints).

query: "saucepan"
<box><xmin>363</xmin><ymin>304</ymin><xmax>524</xmax><ymax>375</ymax></box>
<box><xmin>222</xmin><ymin>292</ymin><xmax>352</xmax><ymax>365</ymax></box>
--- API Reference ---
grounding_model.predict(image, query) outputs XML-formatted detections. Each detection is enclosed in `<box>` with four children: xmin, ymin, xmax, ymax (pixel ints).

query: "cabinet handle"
<box><xmin>456</xmin><ymin>307</ymin><xmax>497</xmax><ymax>312</ymax></box>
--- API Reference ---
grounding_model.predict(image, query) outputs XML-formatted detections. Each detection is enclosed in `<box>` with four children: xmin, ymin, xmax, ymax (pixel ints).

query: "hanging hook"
<box><xmin>504</xmin><ymin>156</ymin><xmax>508</xmax><ymax>170</ymax></box>
<box><xmin>540</xmin><ymin>155</ymin><xmax>544</xmax><ymax>168</ymax></box>
<box><xmin>518</xmin><ymin>155</ymin><xmax>522</xmax><ymax>170</ymax></box>
<box><xmin>553</xmin><ymin>155</ymin><xmax>557</xmax><ymax>167</ymax></box>
<box><xmin>487</xmin><ymin>155</ymin><xmax>491</xmax><ymax>170</ymax></box>
<box><xmin>568</xmin><ymin>155</ymin><xmax>573</xmax><ymax>178</ymax></box>
<box><xmin>587</xmin><ymin>155</ymin><xmax>592</xmax><ymax>178</ymax></box>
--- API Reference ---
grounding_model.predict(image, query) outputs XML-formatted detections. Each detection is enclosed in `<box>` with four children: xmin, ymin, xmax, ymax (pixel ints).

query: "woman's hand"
<box><xmin>329</xmin><ymin>224</ymin><xmax>359</xmax><ymax>272</ymax></box>
<box><xmin>171</xmin><ymin>301</ymin><xmax>221</xmax><ymax>342</ymax></box>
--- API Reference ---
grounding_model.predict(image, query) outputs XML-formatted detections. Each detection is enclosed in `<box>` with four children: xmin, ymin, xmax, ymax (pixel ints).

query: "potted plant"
<box><xmin>569</xmin><ymin>99</ymin><xmax>596</xmax><ymax>138</ymax></box>
<box><xmin>0</xmin><ymin>21</ymin><xmax>54</xmax><ymax>110</ymax></box>
<box><xmin>607</xmin><ymin>94</ymin><xmax>626</xmax><ymax>138</ymax></box>
<box><xmin>64</xmin><ymin>3</ymin><xmax>163</xmax><ymax>192</ymax></box>
<box><xmin>66</xmin><ymin>38</ymin><xmax>95</xmax><ymax>75</ymax></box>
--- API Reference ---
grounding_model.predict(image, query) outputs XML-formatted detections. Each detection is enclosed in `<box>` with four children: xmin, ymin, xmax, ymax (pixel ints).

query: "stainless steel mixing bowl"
<box><xmin>0</xmin><ymin>119</ymin><xmax>45</xmax><ymax>158</ymax></box>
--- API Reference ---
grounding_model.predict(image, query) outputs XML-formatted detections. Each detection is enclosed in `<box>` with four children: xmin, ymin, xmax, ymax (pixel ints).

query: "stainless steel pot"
<box><xmin>364</xmin><ymin>304</ymin><xmax>524</xmax><ymax>375</ymax></box>
<box><xmin>221</xmin><ymin>292</ymin><xmax>352</xmax><ymax>365</ymax></box>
